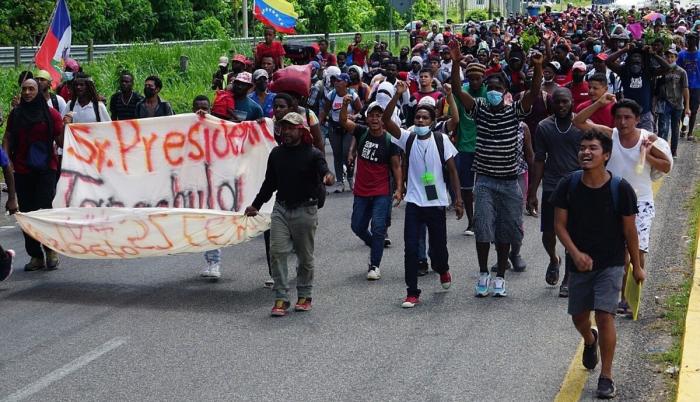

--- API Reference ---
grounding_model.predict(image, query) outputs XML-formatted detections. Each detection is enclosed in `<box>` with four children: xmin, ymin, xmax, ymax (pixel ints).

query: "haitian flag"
<box><xmin>253</xmin><ymin>0</ymin><xmax>298</xmax><ymax>34</ymax></box>
<box><xmin>34</xmin><ymin>0</ymin><xmax>72</xmax><ymax>89</ymax></box>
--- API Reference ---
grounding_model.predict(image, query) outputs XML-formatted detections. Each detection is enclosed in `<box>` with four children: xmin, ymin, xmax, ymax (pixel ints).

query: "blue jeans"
<box><xmin>404</xmin><ymin>203</ymin><xmax>449</xmax><ymax>297</ymax></box>
<box><xmin>204</xmin><ymin>249</ymin><xmax>221</xmax><ymax>264</ymax></box>
<box><xmin>351</xmin><ymin>195</ymin><xmax>392</xmax><ymax>267</ymax></box>
<box><xmin>657</xmin><ymin>101</ymin><xmax>682</xmax><ymax>156</ymax></box>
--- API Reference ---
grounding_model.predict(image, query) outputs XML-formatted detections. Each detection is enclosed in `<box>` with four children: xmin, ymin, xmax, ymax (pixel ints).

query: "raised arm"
<box><xmin>605</xmin><ymin>45</ymin><xmax>628</xmax><ymax>75</ymax></box>
<box><xmin>448</xmin><ymin>40</ymin><xmax>475</xmax><ymax>112</ymax></box>
<box><xmin>382</xmin><ymin>81</ymin><xmax>407</xmax><ymax>139</ymax></box>
<box><xmin>647</xmin><ymin>47</ymin><xmax>671</xmax><ymax>76</ymax></box>
<box><xmin>339</xmin><ymin>95</ymin><xmax>357</xmax><ymax>133</ymax></box>
<box><xmin>521</xmin><ymin>51</ymin><xmax>544</xmax><ymax>113</ymax></box>
<box><xmin>444</xmin><ymin>83</ymin><xmax>460</xmax><ymax>132</ymax></box>
<box><xmin>572</xmin><ymin>93</ymin><xmax>615</xmax><ymax>136</ymax></box>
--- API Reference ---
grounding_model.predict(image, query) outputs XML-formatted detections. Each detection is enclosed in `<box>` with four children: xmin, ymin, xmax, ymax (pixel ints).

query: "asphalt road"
<box><xmin>0</xmin><ymin>142</ymin><xmax>694</xmax><ymax>402</ymax></box>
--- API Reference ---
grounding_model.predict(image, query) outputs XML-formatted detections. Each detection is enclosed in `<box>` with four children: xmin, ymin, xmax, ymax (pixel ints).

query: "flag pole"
<box><xmin>32</xmin><ymin>0</ymin><xmax>60</xmax><ymax>67</ymax></box>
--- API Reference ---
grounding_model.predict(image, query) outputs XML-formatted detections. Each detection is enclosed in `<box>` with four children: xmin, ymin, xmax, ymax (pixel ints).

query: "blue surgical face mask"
<box><xmin>670</xmin><ymin>62</ymin><xmax>677</xmax><ymax>67</ymax></box>
<box><xmin>486</xmin><ymin>90</ymin><xmax>503</xmax><ymax>106</ymax></box>
<box><xmin>593</xmin><ymin>44</ymin><xmax>602</xmax><ymax>53</ymax></box>
<box><xmin>63</xmin><ymin>71</ymin><xmax>74</xmax><ymax>81</ymax></box>
<box><xmin>413</xmin><ymin>125</ymin><xmax>430</xmax><ymax>135</ymax></box>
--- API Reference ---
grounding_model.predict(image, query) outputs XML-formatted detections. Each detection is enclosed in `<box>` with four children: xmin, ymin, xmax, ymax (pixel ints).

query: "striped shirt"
<box><xmin>468</xmin><ymin>98</ymin><xmax>530</xmax><ymax>179</ymax></box>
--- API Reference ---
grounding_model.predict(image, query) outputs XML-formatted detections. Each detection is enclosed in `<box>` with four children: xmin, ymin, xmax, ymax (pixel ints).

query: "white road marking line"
<box><xmin>0</xmin><ymin>226</ymin><xmax>15</xmax><ymax>229</ymax></box>
<box><xmin>1</xmin><ymin>337</ymin><xmax>128</xmax><ymax>402</ymax></box>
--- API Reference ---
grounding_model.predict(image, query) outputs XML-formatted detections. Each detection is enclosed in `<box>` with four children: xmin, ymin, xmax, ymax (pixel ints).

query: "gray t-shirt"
<box><xmin>657</xmin><ymin>66</ymin><xmax>688</xmax><ymax>110</ymax></box>
<box><xmin>534</xmin><ymin>115</ymin><xmax>584</xmax><ymax>193</ymax></box>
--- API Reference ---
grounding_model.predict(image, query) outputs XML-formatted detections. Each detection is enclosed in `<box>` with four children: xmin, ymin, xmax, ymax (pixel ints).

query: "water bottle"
<box><xmin>682</xmin><ymin>115</ymin><xmax>690</xmax><ymax>136</ymax></box>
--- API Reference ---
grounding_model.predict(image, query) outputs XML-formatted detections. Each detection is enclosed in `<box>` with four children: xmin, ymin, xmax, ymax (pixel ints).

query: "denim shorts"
<box><xmin>473</xmin><ymin>175</ymin><xmax>523</xmax><ymax>244</ymax></box>
<box><xmin>568</xmin><ymin>266</ymin><xmax>624</xmax><ymax>315</ymax></box>
<box><xmin>456</xmin><ymin>152</ymin><xmax>476</xmax><ymax>190</ymax></box>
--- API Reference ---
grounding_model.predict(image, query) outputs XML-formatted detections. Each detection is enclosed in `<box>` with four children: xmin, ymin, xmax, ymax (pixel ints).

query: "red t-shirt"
<box><xmin>352</xmin><ymin>126</ymin><xmax>400</xmax><ymax>197</ymax></box>
<box><xmin>320</xmin><ymin>51</ymin><xmax>337</xmax><ymax>66</ymax></box>
<box><xmin>575</xmin><ymin>99</ymin><xmax>615</xmax><ymax>128</ymax></box>
<box><xmin>7</xmin><ymin>107</ymin><xmax>63</xmax><ymax>174</ymax></box>
<box><xmin>567</xmin><ymin>81</ymin><xmax>590</xmax><ymax>111</ymax></box>
<box><xmin>347</xmin><ymin>43</ymin><xmax>369</xmax><ymax>67</ymax></box>
<box><xmin>255</xmin><ymin>41</ymin><xmax>286</xmax><ymax>67</ymax></box>
<box><xmin>554</xmin><ymin>70</ymin><xmax>573</xmax><ymax>86</ymax></box>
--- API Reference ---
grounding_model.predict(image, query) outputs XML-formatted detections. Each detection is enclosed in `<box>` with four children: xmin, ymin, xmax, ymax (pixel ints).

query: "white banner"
<box><xmin>16</xmin><ymin>208</ymin><xmax>270</xmax><ymax>259</ymax></box>
<box><xmin>15</xmin><ymin>114</ymin><xmax>277</xmax><ymax>259</ymax></box>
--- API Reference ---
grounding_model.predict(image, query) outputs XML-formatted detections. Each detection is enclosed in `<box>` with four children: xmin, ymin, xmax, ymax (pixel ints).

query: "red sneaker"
<box><xmin>440</xmin><ymin>271</ymin><xmax>452</xmax><ymax>289</ymax></box>
<box><xmin>271</xmin><ymin>300</ymin><xmax>290</xmax><ymax>317</ymax></box>
<box><xmin>401</xmin><ymin>295</ymin><xmax>420</xmax><ymax>308</ymax></box>
<box><xmin>294</xmin><ymin>297</ymin><xmax>312</xmax><ymax>312</ymax></box>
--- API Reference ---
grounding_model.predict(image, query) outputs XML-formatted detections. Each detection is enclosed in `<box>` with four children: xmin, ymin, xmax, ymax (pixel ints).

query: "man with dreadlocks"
<box><xmin>62</xmin><ymin>73</ymin><xmax>111</xmax><ymax>124</ymax></box>
<box><xmin>2</xmin><ymin>79</ymin><xmax>63</xmax><ymax>271</ymax></box>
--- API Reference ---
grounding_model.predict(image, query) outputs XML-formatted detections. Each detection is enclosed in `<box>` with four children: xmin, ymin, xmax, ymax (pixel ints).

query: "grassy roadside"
<box><xmin>653</xmin><ymin>182</ymin><xmax>700</xmax><ymax>398</ymax></box>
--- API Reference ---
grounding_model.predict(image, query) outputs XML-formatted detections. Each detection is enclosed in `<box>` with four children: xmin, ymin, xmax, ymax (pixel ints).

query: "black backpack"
<box><xmin>69</xmin><ymin>99</ymin><xmax>101</xmax><ymax>122</ymax></box>
<box><xmin>49</xmin><ymin>94</ymin><xmax>60</xmax><ymax>111</ymax></box>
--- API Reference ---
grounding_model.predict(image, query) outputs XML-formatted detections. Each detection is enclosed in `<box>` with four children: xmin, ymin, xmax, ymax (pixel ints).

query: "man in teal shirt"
<box><xmin>453</xmin><ymin>63</ymin><xmax>487</xmax><ymax>235</ymax></box>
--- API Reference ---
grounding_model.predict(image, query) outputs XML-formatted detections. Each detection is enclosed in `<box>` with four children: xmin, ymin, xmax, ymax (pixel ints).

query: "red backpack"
<box><xmin>212</xmin><ymin>90</ymin><xmax>235</xmax><ymax>119</ymax></box>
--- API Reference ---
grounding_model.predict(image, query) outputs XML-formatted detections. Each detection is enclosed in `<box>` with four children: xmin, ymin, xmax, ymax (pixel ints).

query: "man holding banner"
<box><xmin>245</xmin><ymin>112</ymin><xmax>334</xmax><ymax>317</ymax></box>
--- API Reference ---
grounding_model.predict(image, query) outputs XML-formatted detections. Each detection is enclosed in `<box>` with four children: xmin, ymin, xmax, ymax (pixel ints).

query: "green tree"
<box><xmin>150</xmin><ymin>0</ymin><xmax>195</xmax><ymax>41</ymax></box>
<box><xmin>411</xmin><ymin>0</ymin><xmax>441</xmax><ymax>22</ymax></box>
<box><xmin>115</xmin><ymin>0</ymin><xmax>157</xmax><ymax>42</ymax></box>
<box><xmin>194</xmin><ymin>16</ymin><xmax>228</xmax><ymax>40</ymax></box>
<box><xmin>0</xmin><ymin>0</ymin><xmax>56</xmax><ymax>45</ymax></box>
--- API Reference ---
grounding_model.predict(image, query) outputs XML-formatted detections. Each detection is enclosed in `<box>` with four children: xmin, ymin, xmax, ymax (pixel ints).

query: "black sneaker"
<box><xmin>417</xmin><ymin>259</ymin><xmax>429</xmax><ymax>276</ymax></box>
<box><xmin>582</xmin><ymin>328</ymin><xmax>599</xmax><ymax>370</ymax></box>
<box><xmin>596</xmin><ymin>376</ymin><xmax>617</xmax><ymax>399</ymax></box>
<box><xmin>509</xmin><ymin>253</ymin><xmax>526</xmax><ymax>272</ymax></box>
<box><xmin>383</xmin><ymin>236</ymin><xmax>392</xmax><ymax>248</ymax></box>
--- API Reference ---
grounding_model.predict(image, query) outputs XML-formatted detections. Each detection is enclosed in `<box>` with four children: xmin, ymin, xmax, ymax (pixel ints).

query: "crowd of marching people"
<box><xmin>2</xmin><ymin>3</ymin><xmax>696</xmax><ymax>397</ymax></box>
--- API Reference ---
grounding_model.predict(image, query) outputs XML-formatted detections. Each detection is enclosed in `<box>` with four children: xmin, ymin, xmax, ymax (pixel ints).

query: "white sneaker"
<box><xmin>492</xmin><ymin>277</ymin><xmax>507</xmax><ymax>297</ymax></box>
<box><xmin>475</xmin><ymin>272</ymin><xmax>491</xmax><ymax>297</ymax></box>
<box><xmin>200</xmin><ymin>264</ymin><xmax>211</xmax><ymax>277</ymax></box>
<box><xmin>208</xmin><ymin>263</ymin><xmax>221</xmax><ymax>279</ymax></box>
<box><xmin>463</xmin><ymin>227</ymin><xmax>475</xmax><ymax>236</ymax></box>
<box><xmin>367</xmin><ymin>267</ymin><xmax>381</xmax><ymax>280</ymax></box>
<box><xmin>333</xmin><ymin>182</ymin><xmax>345</xmax><ymax>193</ymax></box>
<box><xmin>264</xmin><ymin>278</ymin><xmax>274</xmax><ymax>288</ymax></box>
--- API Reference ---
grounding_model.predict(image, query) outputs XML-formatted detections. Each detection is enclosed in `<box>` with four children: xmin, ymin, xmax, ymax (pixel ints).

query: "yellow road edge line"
<box><xmin>554</xmin><ymin>179</ymin><xmax>664</xmax><ymax>402</ymax></box>
<box><xmin>554</xmin><ymin>341</ymin><xmax>588</xmax><ymax>402</ymax></box>
<box><xmin>677</xmin><ymin>211</ymin><xmax>700</xmax><ymax>401</ymax></box>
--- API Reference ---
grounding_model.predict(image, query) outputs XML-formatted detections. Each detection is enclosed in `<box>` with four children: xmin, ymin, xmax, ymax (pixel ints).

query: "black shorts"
<box><xmin>540</xmin><ymin>191</ymin><xmax>555</xmax><ymax>233</ymax></box>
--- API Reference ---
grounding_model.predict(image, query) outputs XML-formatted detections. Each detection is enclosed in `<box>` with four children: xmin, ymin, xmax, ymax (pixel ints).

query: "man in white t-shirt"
<box><xmin>383</xmin><ymin>81</ymin><xmax>464</xmax><ymax>308</ymax></box>
<box><xmin>573</xmin><ymin>96</ymin><xmax>672</xmax><ymax>316</ymax></box>
<box><xmin>62</xmin><ymin>73</ymin><xmax>111</xmax><ymax>124</ymax></box>
<box><xmin>34</xmin><ymin>70</ymin><xmax>66</xmax><ymax>114</ymax></box>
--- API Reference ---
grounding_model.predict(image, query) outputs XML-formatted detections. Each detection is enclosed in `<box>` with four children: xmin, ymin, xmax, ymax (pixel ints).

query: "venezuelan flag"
<box><xmin>34</xmin><ymin>0</ymin><xmax>72</xmax><ymax>88</ymax></box>
<box><xmin>253</xmin><ymin>0</ymin><xmax>298</xmax><ymax>34</ymax></box>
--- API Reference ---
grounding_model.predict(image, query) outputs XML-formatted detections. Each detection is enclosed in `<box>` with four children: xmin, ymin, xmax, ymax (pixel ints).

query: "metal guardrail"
<box><xmin>0</xmin><ymin>29</ymin><xmax>414</xmax><ymax>68</ymax></box>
